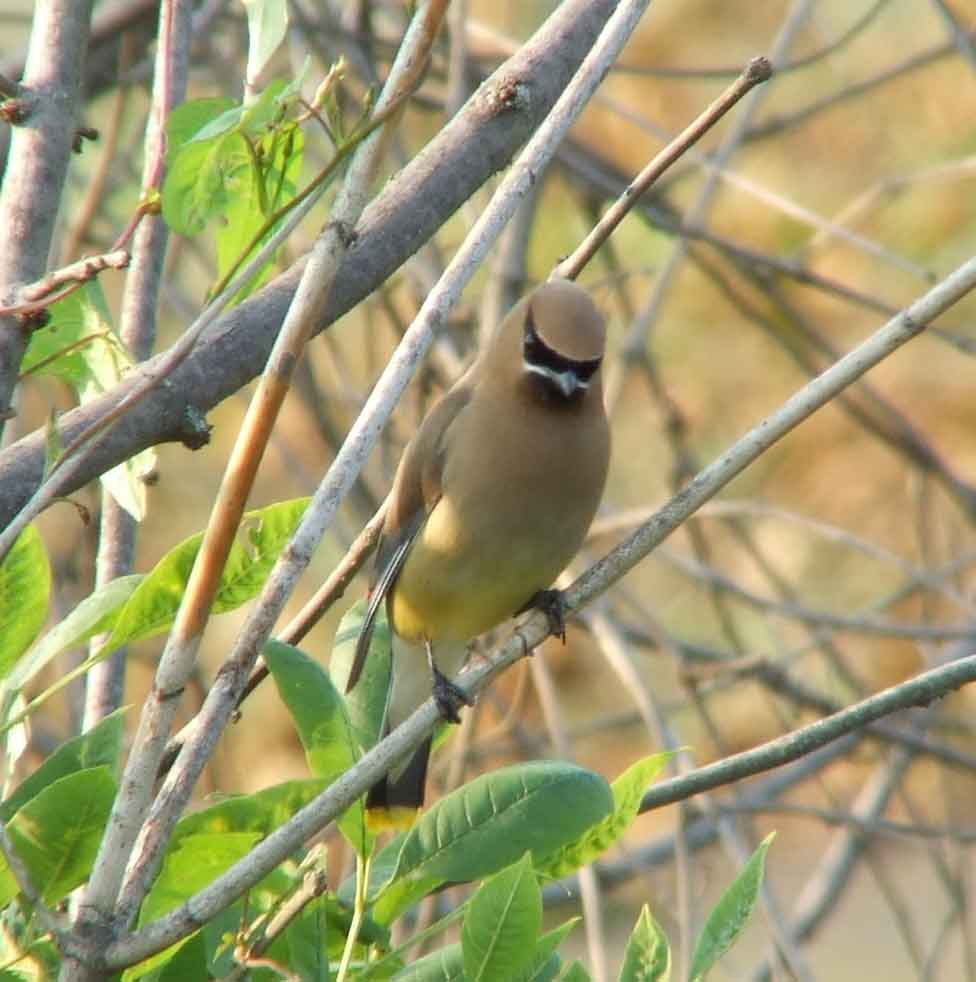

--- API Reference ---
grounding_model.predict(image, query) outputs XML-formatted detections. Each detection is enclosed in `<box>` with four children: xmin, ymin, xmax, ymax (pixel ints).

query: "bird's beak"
<box><xmin>552</xmin><ymin>369</ymin><xmax>582</xmax><ymax>398</ymax></box>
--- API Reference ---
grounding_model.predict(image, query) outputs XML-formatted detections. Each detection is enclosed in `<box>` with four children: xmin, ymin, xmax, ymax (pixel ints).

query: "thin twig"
<box><xmin>118</xmin><ymin>0</ymin><xmax>651</xmax><ymax>937</ymax></box>
<box><xmin>530</xmin><ymin>647</ymin><xmax>610</xmax><ymax>982</ymax></box>
<box><xmin>0</xmin><ymin>250</ymin><xmax>131</xmax><ymax>316</ymax></box>
<box><xmin>553</xmin><ymin>55</ymin><xmax>772</xmax><ymax>281</ymax></box>
<box><xmin>103</xmin><ymin>641</ymin><xmax>976</xmax><ymax>968</ymax></box>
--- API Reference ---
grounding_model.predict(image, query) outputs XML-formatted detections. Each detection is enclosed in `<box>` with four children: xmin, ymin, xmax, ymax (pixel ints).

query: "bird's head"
<box><xmin>520</xmin><ymin>279</ymin><xmax>605</xmax><ymax>401</ymax></box>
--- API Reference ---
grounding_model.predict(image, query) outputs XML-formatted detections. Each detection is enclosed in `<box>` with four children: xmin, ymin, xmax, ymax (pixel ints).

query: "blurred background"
<box><xmin>3</xmin><ymin>0</ymin><xmax>976</xmax><ymax>977</ymax></box>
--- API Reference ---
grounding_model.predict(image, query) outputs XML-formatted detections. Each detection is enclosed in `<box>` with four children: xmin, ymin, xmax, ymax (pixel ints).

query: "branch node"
<box><xmin>746</xmin><ymin>55</ymin><xmax>774</xmax><ymax>84</ymax></box>
<box><xmin>17</xmin><ymin>308</ymin><xmax>51</xmax><ymax>333</ymax></box>
<box><xmin>72</xmin><ymin>125</ymin><xmax>100</xmax><ymax>154</ymax></box>
<box><xmin>327</xmin><ymin>219</ymin><xmax>357</xmax><ymax>248</ymax></box>
<box><xmin>0</xmin><ymin>96</ymin><xmax>30</xmax><ymax>125</ymax></box>
<box><xmin>175</xmin><ymin>405</ymin><xmax>212</xmax><ymax>450</ymax></box>
<box><xmin>0</xmin><ymin>72</ymin><xmax>21</xmax><ymax>100</ymax></box>
<box><xmin>483</xmin><ymin>75</ymin><xmax>531</xmax><ymax>115</ymax></box>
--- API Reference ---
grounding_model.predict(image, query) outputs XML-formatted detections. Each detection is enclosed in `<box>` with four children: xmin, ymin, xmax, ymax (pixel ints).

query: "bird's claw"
<box><xmin>431</xmin><ymin>666</ymin><xmax>472</xmax><ymax>724</ymax></box>
<box><xmin>527</xmin><ymin>589</ymin><xmax>567</xmax><ymax>643</ymax></box>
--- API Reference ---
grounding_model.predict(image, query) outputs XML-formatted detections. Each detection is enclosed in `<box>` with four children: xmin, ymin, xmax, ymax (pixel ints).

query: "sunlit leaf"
<box><xmin>619</xmin><ymin>905</ymin><xmax>670</xmax><ymax>982</ymax></box>
<box><xmin>0</xmin><ymin>767</ymin><xmax>116</xmax><ymax>907</ymax></box>
<box><xmin>0</xmin><ymin>524</ymin><xmax>50</xmax><ymax>682</ymax></box>
<box><xmin>462</xmin><ymin>854</ymin><xmax>541</xmax><ymax>982</ymax></box>
<box><xmin>689</xmin><ymin>833</ymin><xmax>775</xmax><ymax>981</ymax></box>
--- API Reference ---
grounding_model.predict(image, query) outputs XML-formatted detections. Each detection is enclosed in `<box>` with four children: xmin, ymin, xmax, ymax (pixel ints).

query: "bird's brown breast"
<box><xmin>390</xmin><ymin>376</ymin><xmax>609</xmax><ymax>643</ymax></box>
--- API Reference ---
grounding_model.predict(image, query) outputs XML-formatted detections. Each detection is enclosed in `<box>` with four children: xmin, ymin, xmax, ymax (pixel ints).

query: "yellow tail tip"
<box><xmin>366</xmin><ymin>805</ymin><xmax>420</xmax><ymax>833</ymax></box>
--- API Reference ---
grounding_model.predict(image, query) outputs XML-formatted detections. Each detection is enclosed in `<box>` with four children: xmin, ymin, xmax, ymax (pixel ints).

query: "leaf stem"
<box><xmin>337</xmin><ymin>850</ymin><xmax>372</xmax><ymax>982</ymax></box>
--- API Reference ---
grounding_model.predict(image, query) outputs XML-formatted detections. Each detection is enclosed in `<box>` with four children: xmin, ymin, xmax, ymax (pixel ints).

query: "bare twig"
<box><xmin>603</xmin><ymin>0</ymin><xmax>815</xmax><ymax>414</ymax></box>
<box><xmin>79</xmin><ymin>0</ymin><xmax>194</xmax><ymax>730</ymax></box>
<box><xmin>0</xmin><ymin>250</ymin><xmax>131</xmax><ymax>316</ymax></box>
<box><xmin>553</xmin><ymin>55</ymin><xmax>772</xmax><ymax>282</ymax></box>
<box><xmin>530</xmin><ymin>648</ymin><xmax>610</xmax><ymax>982</ymax></box>
<box><xmin>929</xmin><ymin>0</ymin><xmax>976</xmax><ymax>72</ymax></box>
<box><xmin>155</xmin><ymin>468</ymin><xmax>388</xmax><ymax>779</ymax></box>
<box><xmin>752</xmin><ymin>740</ymin><xmax>926</xmax><ymax>979</ymax></box>
<box><xmin>745</xmin><ymin>30</ymin><xmax>975</xmax><ymax>142</ymax></box>
<box><xmin>103</xmin><ymin>633</ymin><xmax>976</xmax><ymax>969</ymax></box>
<box><xmin>225</xmin><ymin>864</ymin><xmax>329</xmax><ymax>982</ymax></box>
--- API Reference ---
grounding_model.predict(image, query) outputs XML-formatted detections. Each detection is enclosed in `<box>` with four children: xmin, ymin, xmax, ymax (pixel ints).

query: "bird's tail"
<box><xmin>365</xmin><ymin>735</ymin><xmax>432</xmax><ymax>832</ymax></box>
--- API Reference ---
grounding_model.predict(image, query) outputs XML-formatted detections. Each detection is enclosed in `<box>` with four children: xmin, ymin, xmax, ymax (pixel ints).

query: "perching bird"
<box><xmin>347</xmin><ymin>277</ymin><xmax>611</xmax><ymax>830</ymax></box>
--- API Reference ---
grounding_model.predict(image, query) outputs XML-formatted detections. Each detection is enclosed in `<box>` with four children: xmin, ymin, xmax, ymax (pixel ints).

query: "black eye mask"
<box><xmin>523</xmin><ymin>307</ymin><xmax>602</xmax><ymax>384</ymax></box>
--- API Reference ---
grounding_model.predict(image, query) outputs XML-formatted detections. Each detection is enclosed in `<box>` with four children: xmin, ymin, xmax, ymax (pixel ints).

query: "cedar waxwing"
<box><xmin>348</xmin><ymin>278</ymin><xmax>611</xmax><ymax>829</ymax></box>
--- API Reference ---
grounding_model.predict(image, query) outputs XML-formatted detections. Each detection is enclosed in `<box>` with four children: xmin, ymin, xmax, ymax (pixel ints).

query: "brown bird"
<box><xmin>347</xmin><ymin>278</ymin><xmax>611</xmax><ymax>830</ymax></box>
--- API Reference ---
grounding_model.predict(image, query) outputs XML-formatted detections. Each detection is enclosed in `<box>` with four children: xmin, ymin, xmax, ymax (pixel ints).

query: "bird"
<box><xmin>346</xmin><ymin>277</ymin><xmax>611</xmax><ymax>830</ymax></box>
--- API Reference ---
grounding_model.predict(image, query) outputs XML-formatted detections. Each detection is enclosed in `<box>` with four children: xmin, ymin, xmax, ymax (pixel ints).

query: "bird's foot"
<box><xmin>431</xmin><ymin>666</ymin><xmax>473</xmax><ymax>724</ymax></box>
<box><xmin>525</xmin><ymin>589</ymin><xmax>567</xmax><ymax>644</ymax></box>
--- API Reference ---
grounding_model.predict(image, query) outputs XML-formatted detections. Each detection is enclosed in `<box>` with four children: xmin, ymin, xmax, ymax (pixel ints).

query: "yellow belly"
<box><xmin>389</xmin><ymin>495</ymin><xmax>565</xmax><ymax>643</ymax></box>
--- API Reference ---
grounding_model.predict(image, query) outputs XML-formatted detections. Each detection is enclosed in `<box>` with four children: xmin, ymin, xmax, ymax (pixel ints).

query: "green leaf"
<box><xmin>0</xmin><ymin>525</ymin><xmax>50</xmax><ymax>681</ymax></box>
<box><xmin>214</xmin><ymin>125</ymin><xmax>304</xmax><ymax>303</ymax></box>
<box><xmin>22</xmin><ymin>283</ymin><xmax>155</xmax><ymax>519</ymax></box>
<box><xmin>4</xmin><ymin>500</ymin><xmax>309</xmax><ymax>735</ymax></box>
<box><xmin>152</xmin><ymin>931</ymin><xmax>209</xmax><ymax>982</ymax></box>
<box><xmin>4</xmin><ymin>574</ymin><xmax>141</xmax><ymax>693</ymax></box>
<box><xmin>141</xmin><ymin>833</ymin><xmax>261</xmax><ymax>924</ymax></box>
<box><xmin>539</xmin><ymin>753</ymin><xmax>671</xmax><ymax>879</ymax></box>
<box><xmin>275</xmin><ymin>897</ymin><xmax>333</xmax><ymax>982</ymax></box>
<box><xmin>374</xmin><ymin>762</ymin><xmax>613</xmax><ymax>921</ymax></box>
<box><xmin>525</xmin><ymin>954</ymin><xmax>562</xmax><ymax>982</ymax></box>
<box><xmin>242</xmin><ymin>0</ymin><xmax>289</xmax><ymax>85</ymax></box>
<box><xmin>618</xmin><ymin>905</ymin><xmax>670</xmax><ymax>982</ymax></box>
<box><xmin>166</xmin><ymin>97</ymin><xmax>238</xmax><ymax>157</ymax></box>
<box><xmin>263</xmin><ymin>640</ymin><xmax>372</xmax><ymax>855</ymax></box>
<box><xmin>0</xmin><ymin>767</ymin><xmax>116</xmax><ymax>907</ymax></box>
<box><xmin>100</xmin><ymin>443</ymin><xmax>157</xmax><ymax>523</ymax></box>
<box><xmin>163</xmin><ymin>130</ymin><xmax>247</xmax><ymax>235</ymax></box>
<box><xmin>347</xmin><ymin>831</ymin><xmax>439</xmax><ymax>927</ymax></box>
<box><xmin>124</xmin><ymin>832</ymin><xmax>260</xmax><ymax>980</ymax></box>
<box><xmin>239</xmin><ymin>78</ymin><xmax>292</xmax><ymax>133</ymax></box>
<box><xmin>21</xmin><ymin>286</ymin><xmax>108</xmax><ymax>388</ymax></box>
<box><xmin>561</xmin><ymin>962</ymin><xmax>593</xmax><ymax>981</ymax></box>
<box><xmin>516</xmin><ymin>919</ymin><xmax>579</xmax><ymax>982</ymax></box>
<box><xmin>462</xmin><ymin>853</ymin><xmax>541</xmax><ymax>982</ymax></box>
<box><xmin>1</xmin><ymin>710</ymin><xmax>125</xmax><ymax>822</ymax></box>
<box><xmin>98</xmin><ymin>497</ymin><xmax>309</xmax><ymax>658</ymax></box>
<box><xmin>394</xmin><ymin>943</ymin><xmax>465</xmax><ymax>981</ymax></box>
<box><xmin>330</xmin><ymin>598</ymin><xmax>392</xmax><ymax>752</ymax></box>
<box><xmin>171</xmin><ymin>778</ymin><xmax>328</xmax><ymax>845</ymax></box>
<box><xmin>688</xmin><ymin>833</ymin><xmax>775</xmax><ymax>981</ymax></box>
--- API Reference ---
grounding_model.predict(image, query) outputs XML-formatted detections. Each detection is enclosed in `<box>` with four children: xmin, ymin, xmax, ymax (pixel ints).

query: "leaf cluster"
<box><xmin>0</xmin><ymin>521</ymin><xmax>773</xmax><ymax>980</ymax></box>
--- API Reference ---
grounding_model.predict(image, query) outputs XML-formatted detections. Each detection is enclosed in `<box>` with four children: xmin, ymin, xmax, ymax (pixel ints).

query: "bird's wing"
<box><xmin>346</xmin><ymin>384</ymin><xmax>472</xmax><ymax>692</ymax></box>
